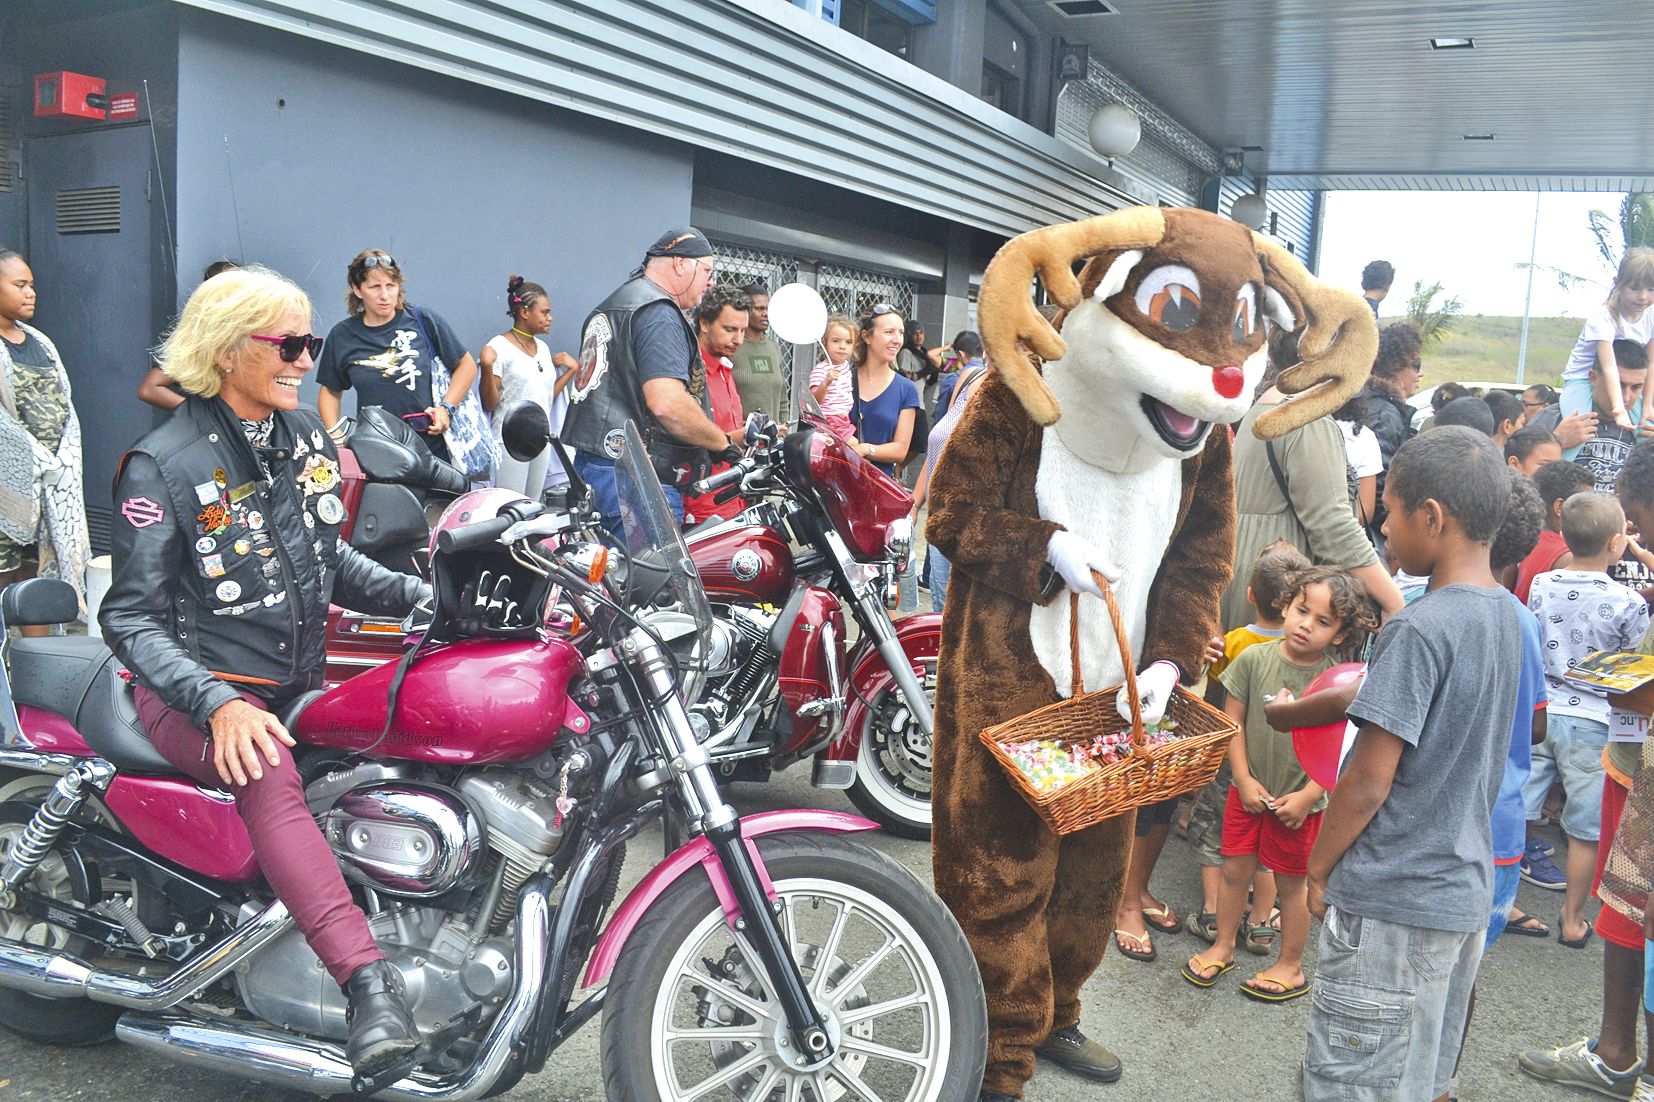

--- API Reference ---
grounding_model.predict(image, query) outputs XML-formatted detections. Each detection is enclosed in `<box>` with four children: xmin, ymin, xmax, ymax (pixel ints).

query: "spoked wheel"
<box><xmin>846</xmin><ymin>660</ymin><xmax>935</xmax><ymax>840</ymax></box>
<box><xmin>0</xmin><ymin>804</ymin><xmax>122</xmax><ymax>1044</ymax></box>
<box><xmin>600</xmin><ymin>831</ymin><xmax>985</xmax><ymax>1101</ymax></box>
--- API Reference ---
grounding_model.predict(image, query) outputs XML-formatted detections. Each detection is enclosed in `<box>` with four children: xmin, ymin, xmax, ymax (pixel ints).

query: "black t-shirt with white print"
<box><xmin>317</xmin><ymin>306</ymin><xmax>463</xmax><ymax>459</ymax></box>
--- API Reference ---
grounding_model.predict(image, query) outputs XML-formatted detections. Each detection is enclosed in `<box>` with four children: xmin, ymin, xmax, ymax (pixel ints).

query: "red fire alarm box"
<box><xmin>34</xmin><ymin>71</ymin><xmax>108</xmax><ymax>120</ymax></box>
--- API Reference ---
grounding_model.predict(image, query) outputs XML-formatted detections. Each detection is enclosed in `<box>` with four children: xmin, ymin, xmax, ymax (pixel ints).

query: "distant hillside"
<box><xmin>1384</xmin><ymin>314</ymin><xmax>1581</xmax><ymax>389</ymax></box>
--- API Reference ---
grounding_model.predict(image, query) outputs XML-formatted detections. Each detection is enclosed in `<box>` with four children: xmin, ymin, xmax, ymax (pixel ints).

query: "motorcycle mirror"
<box><xmin>766</xmin><ymin>283</ymin><xmax>829</xmax><ymax>345</ymax></box>
<box><xmin>500</xmin><ymin>400</ymin><xmax>553</xmax><ymax>462</ymax></box>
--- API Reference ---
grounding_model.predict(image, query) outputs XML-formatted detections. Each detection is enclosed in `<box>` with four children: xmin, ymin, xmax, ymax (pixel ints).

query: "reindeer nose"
<box><xmin>1212</xmin><ymin>365</ymin><xmax>1245</xmax><ymax>399</ymax></box>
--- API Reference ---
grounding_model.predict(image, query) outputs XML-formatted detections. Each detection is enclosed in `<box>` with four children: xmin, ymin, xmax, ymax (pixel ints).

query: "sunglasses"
<box><xmin>358</xmin><ymin>254</ymin><xmax>398</xmax><ymax>272</ymax></box>
<box><xmin>868</xmin><ymin>302</ymin><xmax>901</xmax><ymax>320</ymax></box>
<box><xmin>249</xmin><ymin>333</ymin><xmax>324</xmax><ymax>362</ymax></box>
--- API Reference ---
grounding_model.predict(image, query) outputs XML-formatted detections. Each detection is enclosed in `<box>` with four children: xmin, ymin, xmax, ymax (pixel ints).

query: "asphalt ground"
<box><xmin>0</xmin><ymin>764</ymin><xmax>1616</xmax><ymax>1102</ymax></box>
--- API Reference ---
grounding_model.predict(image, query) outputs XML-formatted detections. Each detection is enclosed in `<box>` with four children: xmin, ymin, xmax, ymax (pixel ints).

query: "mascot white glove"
<box><xmin>1045</xmin><ymin>530</ymin><xmax>1120</xmax><ymax>596</ymax></box>
<box><xmin>1119</xmin><ymin>660</ymin><xmax>1179</xmax><ymax>726</ymax></box>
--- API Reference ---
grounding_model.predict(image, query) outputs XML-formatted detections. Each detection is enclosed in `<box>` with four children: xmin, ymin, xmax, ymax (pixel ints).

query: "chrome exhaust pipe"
<box><xmin>116</xmin><ymin>877</ymin><xmax>554</xmax><ymax>1101</ymax></box>
<box><xmin>0</xmin><ymin>899</ymin><xmax>292</xmax><ymax>1006</ymax></box>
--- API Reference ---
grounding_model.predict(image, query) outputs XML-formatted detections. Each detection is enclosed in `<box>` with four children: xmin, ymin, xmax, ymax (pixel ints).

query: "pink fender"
<box><xmin>826</xmin><ymin>613</ymin><xmax>941</xmax><ymax>760</ymax></box>
<box><xmin>104</xmin><ymin>776</ymin><xmax>261</xmax><ymax>882</ymax></box>
<box><xmin>581</xmin><ymin>809</ymin><xmax>877</xmax><ymax>989</ymax></box>
<box><xmin>14</xmin><ymin>707</ymin><xmax>260</xmax><ymax>883</ymax></box>
<box><xmin>16</xmin><ymin>706</ymin><xmax>94</xmax><ymax>756</ymax></box>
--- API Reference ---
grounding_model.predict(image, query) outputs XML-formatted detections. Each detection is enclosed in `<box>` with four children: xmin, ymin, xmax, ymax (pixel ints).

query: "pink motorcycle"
<box><xmin>0</xmin><ymin>420</ymin><xmax>985</xmax><ymax>1099</ymax></box>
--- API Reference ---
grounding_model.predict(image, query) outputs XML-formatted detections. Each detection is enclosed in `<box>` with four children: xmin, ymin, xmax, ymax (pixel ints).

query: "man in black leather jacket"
<box><xmin>99</xmin><ymin>267</ymin><xmax>427</xmax><ymax>1079</ymax></box>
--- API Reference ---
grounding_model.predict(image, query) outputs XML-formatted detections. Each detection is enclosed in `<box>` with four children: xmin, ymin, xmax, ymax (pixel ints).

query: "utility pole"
<box><xmin>1516</xmin><ymin>192</ymin><xmax>1541</xmax><ymax>385</ymax></box>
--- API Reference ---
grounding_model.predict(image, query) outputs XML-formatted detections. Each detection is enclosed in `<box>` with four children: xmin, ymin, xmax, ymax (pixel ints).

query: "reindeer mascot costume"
<box><xmin>926</xmin><ymin>206</ymin><xmax>1375</xmax><ymax>1099</ymax></box>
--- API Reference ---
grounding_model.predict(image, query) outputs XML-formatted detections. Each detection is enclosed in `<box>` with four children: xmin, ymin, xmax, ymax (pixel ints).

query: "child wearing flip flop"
<box><xmin>1182</xmin><ymin>565</ymin><xmax>1375</xmax><ymax>998</ymax></box>
<box><xmin>1183</xmin><ymin>541</ymin><xmax>1311</xmax><ymax>953</ymax></box>
<box><xmin>1526</xmin><ymin>491</ymin><xmax>1650</xmax><ymax>949</ymax></box>
<box><xmin>1304</xmin><ymin>428</ymin><xmax>1525</xmax><ymax>1102</ymax></box>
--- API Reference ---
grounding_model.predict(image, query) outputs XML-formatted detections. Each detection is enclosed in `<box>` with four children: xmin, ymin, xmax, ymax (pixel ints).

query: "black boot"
<box><xmin>343</xmin><ymin>960</ymin><xmax>419</xmax><ymax>1079</ymax></box>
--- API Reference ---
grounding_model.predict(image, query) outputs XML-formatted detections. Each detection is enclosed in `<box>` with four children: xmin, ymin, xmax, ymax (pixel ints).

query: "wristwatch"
<box><xmin>438</xmin><ymin>400</ymin><xmax>458</xmax><ymax>414</ymax></box>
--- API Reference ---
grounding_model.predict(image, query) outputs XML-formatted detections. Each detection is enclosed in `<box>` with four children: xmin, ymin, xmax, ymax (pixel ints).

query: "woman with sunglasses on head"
<box><xmin>850</xmin><ymin>304</ymin><xmax>921</xmax><ymax>477</ymax></box>
<box><xmin>101</xmin><ymin>266</ymin><xmax>429</xmax><ymax>1080</ymax></box>
<box><xmin>479</xmin><ymin>274</ymin><xmax>577</xmax><ymax>497</ymax></box>
<box><xmin>316</xmin><ymin>250</ymin><xmax>478</xmax><ymax>462</ymax></box>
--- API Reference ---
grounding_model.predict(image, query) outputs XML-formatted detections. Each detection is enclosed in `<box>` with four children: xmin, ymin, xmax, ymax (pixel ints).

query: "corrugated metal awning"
<box><xmin>172</xmin><ymin>0</ymin><xmax>1149</xmax><ymax>236</ymax></box>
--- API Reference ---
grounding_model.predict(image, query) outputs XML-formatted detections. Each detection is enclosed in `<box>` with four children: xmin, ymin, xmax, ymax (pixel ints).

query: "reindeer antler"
<box><xmin>1251</xmin><ymin>234</ymin><xmax>1378</xmax><ymax>440</ymax></box>
<box><xmin>979</xmin><ymin>206</ymin><xmax>1168</xmax><ymax>426</ymax></box>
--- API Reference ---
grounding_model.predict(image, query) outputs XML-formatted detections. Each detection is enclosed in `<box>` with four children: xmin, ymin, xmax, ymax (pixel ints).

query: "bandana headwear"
<box><xmin>645</xmin><ymin>226</ymin><xmax>714</xmax><ymax>261</ymax></box>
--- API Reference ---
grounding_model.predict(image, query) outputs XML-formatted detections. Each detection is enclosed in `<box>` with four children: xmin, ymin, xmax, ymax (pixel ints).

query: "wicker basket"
<box><xmin>980</xmin><ymin>572</ymin><xmax>1240</xmax><ymax>836</ymax></box>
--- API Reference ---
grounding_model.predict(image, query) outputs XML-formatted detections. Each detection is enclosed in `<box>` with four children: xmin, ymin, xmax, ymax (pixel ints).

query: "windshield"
<box><xmin>797</xmin><ymin>390</ymin><xmax>828</xmax><ymax>431</ymax></box>
<box><xmin>612</xmin><ymin>421</ymin><xmax>715</xmax><ymax>693</ymax></box>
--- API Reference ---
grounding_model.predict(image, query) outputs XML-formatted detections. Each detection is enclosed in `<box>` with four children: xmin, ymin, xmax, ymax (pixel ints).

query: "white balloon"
<box><xmin>766</xmin><ymin>282</ymin><xmax>829</xmax><ymax>345</ymax></box>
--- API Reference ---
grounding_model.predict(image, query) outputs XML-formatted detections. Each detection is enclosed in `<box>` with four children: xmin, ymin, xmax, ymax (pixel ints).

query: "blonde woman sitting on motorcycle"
<box><xmin>99</xmin><ymin>266</ymin><xmax>429</xmax><ymax>1079</ymax></box>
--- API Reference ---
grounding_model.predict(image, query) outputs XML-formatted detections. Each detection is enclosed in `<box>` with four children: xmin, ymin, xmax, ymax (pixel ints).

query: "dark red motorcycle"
<box><xmin>323</xmin><ymin>403</ymin><xmax>943</xmax><ymax>839</ymax></box>
<box><xmin>678</xmin><ymin>402</ymin><xmax>940</xmax><ymax>839</ymax></box>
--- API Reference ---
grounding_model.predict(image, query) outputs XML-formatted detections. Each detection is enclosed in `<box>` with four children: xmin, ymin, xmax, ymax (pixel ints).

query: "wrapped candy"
<box><xmin>1005</xmin><ymin>739</ymin><xmax>1099</xmax><ymax>793</ymax></box>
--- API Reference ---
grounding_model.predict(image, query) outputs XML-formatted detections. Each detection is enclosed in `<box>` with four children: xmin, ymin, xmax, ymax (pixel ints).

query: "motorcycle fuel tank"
<box><xmin>690</xmin><ymin>522</ymin><xmax>794</xmax><ymax>605</ymax></box>
<box><xmin>295</xmin><ymin>638</ymin><xmax>590</xmax><ymax>765</ymax></box>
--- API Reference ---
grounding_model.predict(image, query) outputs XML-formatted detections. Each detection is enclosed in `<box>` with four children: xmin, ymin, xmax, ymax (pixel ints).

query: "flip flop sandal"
<box><xmin>1113</xmin><ymin>928</ymin><xmax>1156</xmax><ymax>963</ymax></box>
<box><xmin>1142</xmin><ymin>904</ymin><xmax>1182</xmax><ymax>934</ymax></box>
<box><xmin>1559</xmin><ymin>919</ymin><xmax>1594</xmax><ymax>949</ymax></box>
<box><xmin>1184</xmin><ymin>911</ymin><xmax>1218</xmax><ymax>943</ymax></box>
<box><xmin>1239</xmin><ymin>973</ymin><xmax>1311</xmax><ymax>1003</ymax></box>
<box><xmin>1180</xmin><ymin>955</ymin><xmax>1235</xmax><ymax>988</ymax></box>
<box><xmin>1244</xmin><ymin>922</ymin><xmax>1279</xmax><ymax>956</ymax></box>
<box><xmin>1505</xmin><ymin>911</ymin><xmax>1549</xmax><ymax>938</ymax></box>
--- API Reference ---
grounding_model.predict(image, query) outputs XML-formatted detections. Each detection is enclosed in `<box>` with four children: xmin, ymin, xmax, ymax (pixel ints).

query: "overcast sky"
<box><xmin>1316</xmin><ymin>190</ymin><xmax>1629</xmax><ymax>320</ymax></box>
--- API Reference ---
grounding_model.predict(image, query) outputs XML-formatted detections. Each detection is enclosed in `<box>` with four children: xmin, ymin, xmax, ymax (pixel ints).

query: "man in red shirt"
<box><xmin>684</xmin><ymin>285</ymin><xmax>751</xmax><ymax>525</ymax></box>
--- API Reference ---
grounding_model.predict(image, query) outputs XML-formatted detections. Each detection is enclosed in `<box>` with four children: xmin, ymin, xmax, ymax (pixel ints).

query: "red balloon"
<box><xmin>1291</xmin><ymin>662</ymin><xmax>1367</xmax><ymax>790</ymax></box>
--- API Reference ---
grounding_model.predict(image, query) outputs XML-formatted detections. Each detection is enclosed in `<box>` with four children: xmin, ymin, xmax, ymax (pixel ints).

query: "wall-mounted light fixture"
<box><xmin>1087</xmin><ymin>103</ymin><xmax>1141</xmax><ymax>159</ymax></box>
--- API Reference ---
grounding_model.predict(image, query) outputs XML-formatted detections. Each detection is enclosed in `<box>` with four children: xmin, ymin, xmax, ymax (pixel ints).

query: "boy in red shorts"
<box><xmin>1183</xmin><ymin>566</ymin><xmax>1375</xmax><ymax>1000</ymax></box>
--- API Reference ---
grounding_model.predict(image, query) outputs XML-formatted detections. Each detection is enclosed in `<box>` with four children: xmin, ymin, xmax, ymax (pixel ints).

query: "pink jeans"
<box><xmin>134</xmin><ymin>685</ymin><xmax>381</xmax><ymax>986</ymax></box>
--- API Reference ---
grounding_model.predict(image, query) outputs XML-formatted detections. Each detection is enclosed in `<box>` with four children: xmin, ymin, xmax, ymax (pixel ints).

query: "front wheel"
<box><xmin>846</xmin><ymin>659</ymin><xmax>935</xmax><ymax>840</ymax></box>
<box><xmin>600</xmin><ymin>831</ymin><xmax>985</xmax><ymax>1101</ymax></box>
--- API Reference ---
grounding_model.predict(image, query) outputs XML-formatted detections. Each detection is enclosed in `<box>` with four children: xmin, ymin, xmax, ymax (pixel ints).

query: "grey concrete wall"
<box><xmin>173</xmin><ymin>8</ymin><xmax>696</xmax><ymax>413</ymax></box>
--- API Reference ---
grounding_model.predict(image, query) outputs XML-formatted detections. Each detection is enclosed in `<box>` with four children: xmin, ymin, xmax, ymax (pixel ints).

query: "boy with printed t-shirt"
<box><xmin>1526</xmin><ymin>492</ymin><xmax>1651</xmax><ymax>947</ymax></box>
<box><xmin>1520</xmin><ymin>442</ymin><xmax>1654</xmax><ymax>1098</ymax></box>
<box><xmin>1304</xmin><ymin>428</ymin><xmax>1522</xmax><ymax>1102</ymax></box>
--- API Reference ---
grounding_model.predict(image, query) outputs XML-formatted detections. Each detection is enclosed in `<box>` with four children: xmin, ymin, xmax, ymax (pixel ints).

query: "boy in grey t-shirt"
<box><xmin>1304</xmin><ymin>428</ymin><xmax>1522</xmax><ymax>1102</ymax></box>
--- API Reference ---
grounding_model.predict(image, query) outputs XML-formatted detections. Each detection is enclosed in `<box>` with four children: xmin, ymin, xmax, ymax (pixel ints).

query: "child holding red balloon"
<box><xmin>1182</xmin><ymin>566</ymin><xmax>1376</xmax><ymax>1001</ymax></box>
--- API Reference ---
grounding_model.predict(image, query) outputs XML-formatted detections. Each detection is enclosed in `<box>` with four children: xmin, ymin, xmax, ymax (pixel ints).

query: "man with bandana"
<box><xmin>561</xmin><ymin>226</ymin><xmax>745</xmax><ymax>530</ymax></box>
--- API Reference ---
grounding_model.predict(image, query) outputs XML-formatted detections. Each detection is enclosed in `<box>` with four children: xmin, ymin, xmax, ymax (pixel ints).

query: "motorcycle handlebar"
<box><xmin>434</xmin><ymin>501</ymin><xmax>544</xmax><ymax>555</ymax></box>
<box><xmin>688</xmin><ymin>461</ymin><xmax>749</xmax><ymax>497</ymax></box>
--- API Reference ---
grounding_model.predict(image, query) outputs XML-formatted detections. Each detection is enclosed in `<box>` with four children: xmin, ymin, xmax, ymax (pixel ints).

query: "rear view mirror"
<box><xmin>500</xmin><ymin>401</ymin><xmax>552</xmax><ymax>463</ymax></box>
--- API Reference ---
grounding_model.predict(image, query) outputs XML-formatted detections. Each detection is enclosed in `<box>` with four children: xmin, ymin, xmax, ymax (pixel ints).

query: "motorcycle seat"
<box><xmin>10</xmin><ymin>636</ymin><xmax>176</xmax><ymax>774</ymax></box>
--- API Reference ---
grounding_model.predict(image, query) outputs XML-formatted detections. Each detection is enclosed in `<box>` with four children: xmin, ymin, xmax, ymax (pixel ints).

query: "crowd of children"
<box><xmin>1105</xmin><ymin>252</ymin><xmax>1654</xmax><ymax>1102</ymax></box>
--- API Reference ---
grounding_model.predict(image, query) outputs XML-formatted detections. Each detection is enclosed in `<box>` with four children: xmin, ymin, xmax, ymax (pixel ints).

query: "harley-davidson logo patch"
<box><xmin>120</xmin><ymin>496</ymin><xmax>165</xmax><ymax>528</ymax></box>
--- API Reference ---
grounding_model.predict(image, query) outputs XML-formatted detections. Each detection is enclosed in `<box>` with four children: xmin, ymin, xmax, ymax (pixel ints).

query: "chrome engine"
<box><xmin>237</xmin><ymin>904</ymin><xmax>515</xmax><ymax>1041</ymax></box>
<box><xmin>321</xmin><ymin>782</ymin><xmax>484</xmax><ymax>898</ymax></box>
<box><xmin>237</xmin><ymin>765</ymin><xmax>577</xmax><ymax>1039</ymax></box>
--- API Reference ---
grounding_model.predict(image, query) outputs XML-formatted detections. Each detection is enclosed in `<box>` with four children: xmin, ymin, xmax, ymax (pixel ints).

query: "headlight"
<box><xmin>886</xmin><ymin>516</ymin><xmax>914</xmax><ymax>574</ymax></box>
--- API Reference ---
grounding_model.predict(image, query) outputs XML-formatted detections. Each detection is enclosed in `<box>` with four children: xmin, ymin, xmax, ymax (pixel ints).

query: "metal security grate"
<box><xmin>56</xmin><ymin>186</ymin><xmax>121</xmax><ymax>234</ymax></box>
<box><xmin>710</xmin><ymin>241</ymin><xmax>804</xmax><ymax>409</ymax></box>
<box><xmin>0</xmin><ymin>98</ymin><xmax>12</xmax><ymax>194</ymax></box>
<box><xmin>817</xmin><ymin>264</ymin><xmax>917</xmax><ymax>329</ymax></box>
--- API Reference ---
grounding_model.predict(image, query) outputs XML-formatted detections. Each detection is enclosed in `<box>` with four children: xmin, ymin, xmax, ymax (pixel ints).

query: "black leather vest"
<box><xmin>561</xmin><ymin>275</ymin><xmax>709</xmax><ymax>483</ymax></box>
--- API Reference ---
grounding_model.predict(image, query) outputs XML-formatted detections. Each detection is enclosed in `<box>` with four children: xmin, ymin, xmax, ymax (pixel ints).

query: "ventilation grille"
<box><xmin>0</xmin><ymin>98</ymin><xmax>12</xmax><ymax>194</ymax></box>
<box><xmin>56</xmin><ymin>186</ymin><xmax>121</xmax><ymax>234</ymax></box>
<box><xmin>1051</xmin><ymin>0</ymin><xmax>1116</xmax><ymax>15</ymax></box>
